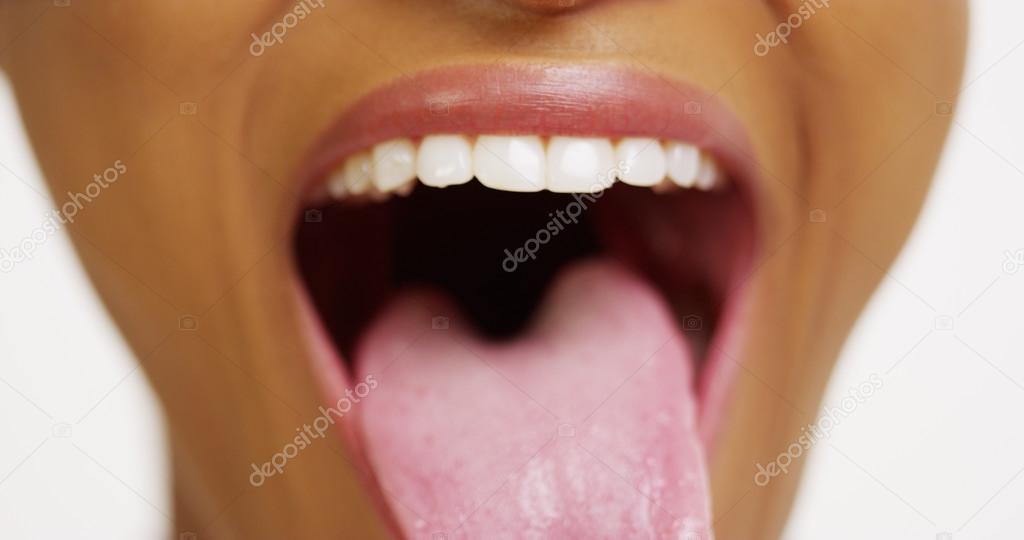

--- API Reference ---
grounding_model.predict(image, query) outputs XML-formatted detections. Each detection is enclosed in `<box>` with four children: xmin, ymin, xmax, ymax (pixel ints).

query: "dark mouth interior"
<box><xmin>294</xmin><ymin>180</ymin><xmax>754</xmax><ymax>366</ymax></box>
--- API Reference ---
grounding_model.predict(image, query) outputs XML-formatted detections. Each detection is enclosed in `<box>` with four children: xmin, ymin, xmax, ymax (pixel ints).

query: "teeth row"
<box><xmin>325</xmin><ymin>135</ymin><xmax>724</xmax><ymax>201</ymax></box>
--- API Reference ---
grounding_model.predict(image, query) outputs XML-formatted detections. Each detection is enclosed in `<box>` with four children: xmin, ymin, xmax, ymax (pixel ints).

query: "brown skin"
<box><xmin>1</xmin><ymin>1</ymin><xmax>966</xmax><ymax>538</ymax></box>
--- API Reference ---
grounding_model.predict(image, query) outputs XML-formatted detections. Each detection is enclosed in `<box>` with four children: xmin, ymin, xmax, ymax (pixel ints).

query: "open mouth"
<box><xmin>291</xmin><ymin>65</ymin><xmax>758</xmax><ymax>538</ymax></box>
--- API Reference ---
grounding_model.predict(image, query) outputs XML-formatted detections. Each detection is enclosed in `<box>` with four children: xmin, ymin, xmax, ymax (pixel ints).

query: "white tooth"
<box><xmin>547</xmin><ymin>136</ymin><xmax>615</xmax><ymax>193</ymax></box>
<box><xmin>343</xmin><ymin>152</ymin><xmax>373</xmax><ymax>195</ymax></box>
<box><xmin>695</xmin><ymin>154</ymin><xmax>722</xmax><ymax>191</ymax></box>
<box><xmin>372</xmin><ymin>138</ymin><xmax>416</xmax><ymax>193</ymax></box>
<box><xmin>325</xmin><ymin>169</ymin><xmax>347</xmax><ymax>199</ymax></box>
<box><xmin>665</xmin><ymin>141</ymin><xmax>700</xmax><ymax>188</ymax></box>
<box><xmin>615</xmin><ymin>137</ymin><xmax>666</xmax><ymax>187</ymax></box>
<box><xmin>417</xmin><ymin>135</ymin><xmax>473</xmax><ymax>187</ymax></box>
<box><xmin>473</xmin><ymin>135</ymin><xmax>545</xmax><ymax>192</ymax></box>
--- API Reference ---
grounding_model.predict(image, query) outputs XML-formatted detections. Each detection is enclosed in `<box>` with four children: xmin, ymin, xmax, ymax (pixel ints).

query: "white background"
<box><xmin>1</xmin><ymin>2</ymin><xmax>1022</xmax><ymax>538</ymax></box>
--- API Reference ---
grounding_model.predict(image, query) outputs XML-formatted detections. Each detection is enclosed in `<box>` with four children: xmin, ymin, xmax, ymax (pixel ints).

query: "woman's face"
<box><xmin>2</xmin><ymin>1</ymin><xmax>965</xmax><ymax>538</ymax></box>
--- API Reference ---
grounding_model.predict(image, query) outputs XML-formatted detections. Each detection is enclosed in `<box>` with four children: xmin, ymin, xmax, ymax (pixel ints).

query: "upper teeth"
<box><xmin>324</xmin><ymin>135</ymin><xmax>724</xmax><ymax>201</ymax></box>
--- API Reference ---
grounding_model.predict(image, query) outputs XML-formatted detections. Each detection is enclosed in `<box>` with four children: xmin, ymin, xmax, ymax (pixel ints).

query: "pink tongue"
<box><xmin>355</xmin><ymin>261</ymin><xmax>712</xmax><ymax>539</ymax></box>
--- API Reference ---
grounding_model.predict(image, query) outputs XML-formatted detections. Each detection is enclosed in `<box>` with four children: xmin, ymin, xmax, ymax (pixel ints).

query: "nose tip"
<box><xmin>500</xmin><ymin>0</ymin><xmax>595</xmax><ymax>14</ymax></box>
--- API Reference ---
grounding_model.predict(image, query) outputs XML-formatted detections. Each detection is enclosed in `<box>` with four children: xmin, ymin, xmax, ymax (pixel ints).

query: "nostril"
<box><xmin>499</xmin><ymin>0</ymin><xmax>594</xmax><ymax>14</ymax></box>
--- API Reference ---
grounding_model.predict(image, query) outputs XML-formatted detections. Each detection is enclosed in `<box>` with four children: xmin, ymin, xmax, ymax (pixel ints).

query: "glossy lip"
<box><xmin>290</xmin><ymin>62</ymin><xmax>763</xmax><ymax>530</ymax></box>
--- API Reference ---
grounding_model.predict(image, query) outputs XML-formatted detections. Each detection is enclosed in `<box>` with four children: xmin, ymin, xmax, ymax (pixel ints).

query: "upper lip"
<box><xmin>298</xmin><ymin>63</ymin><xmax>761</xmax><ymax>205</ymax></box>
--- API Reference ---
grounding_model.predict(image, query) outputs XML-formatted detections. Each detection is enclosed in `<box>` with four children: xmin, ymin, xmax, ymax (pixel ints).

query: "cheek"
<box><xmin>773</xmin><ymin>0</ymin><xmax>966</xmax><ymax>197</ymax></box>
<box><xmin>67</xmin><ymin>2</ymin><xmax>273</xmax><ymax>97</ymax></box>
